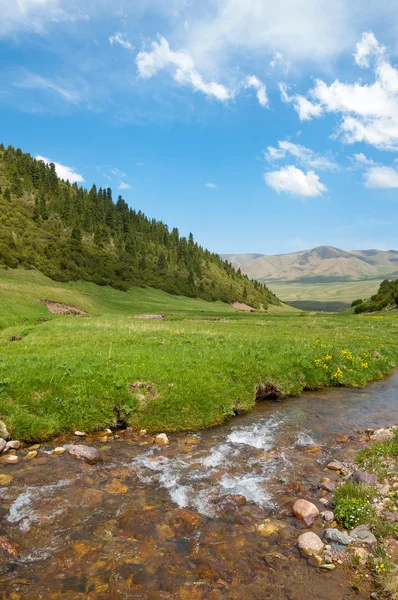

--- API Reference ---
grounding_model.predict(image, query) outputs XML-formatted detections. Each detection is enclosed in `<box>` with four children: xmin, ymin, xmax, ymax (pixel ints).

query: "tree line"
<box><xmin>0</xmin><ymin>144</ymin><xmax>279</xmax><ymax>308</ymax></box>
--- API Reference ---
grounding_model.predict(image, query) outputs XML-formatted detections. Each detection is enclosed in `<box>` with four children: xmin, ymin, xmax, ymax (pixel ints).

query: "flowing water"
<box><xmin>1</xmin><ymin>372</ymin><xmax>398</xmax><ymax>599</ymax></box>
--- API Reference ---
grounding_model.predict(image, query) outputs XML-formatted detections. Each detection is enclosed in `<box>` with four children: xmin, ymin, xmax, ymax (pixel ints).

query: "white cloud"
<box><xmin>205</xmin><ymin>182</ymin><xmax>218</xmax><ymax>189</ymax></box>
<box><xmin>354</xmin><ymin>32</ymin><xmax>385</xmax><ymax>68</ymax></box>
<box><xmin>364</xmin><ymin>166</ymin><xmax>398</xmax><ymax>188</ymax></box>
<box><xmin>279</xmin><ymin>83</ymin><xmax>322</xmax><ymax>121</ymax></box>
<box><xmin>245</xmin><ymin>75</ymin><xmax>268</xmax><ymax>107</ymax></box>
<box><xmin>136</xmin><ymin>35</ymin><xmax>232</xmax><ymax>102</ymax></box>
<box><xmin>14</xmin><ymin>72</ymin><xmax>83</xmax><ymax>104</ymax></box>
<box><xmin>283</xmin><ymin>32</ymin><xmax>398</xmax><ymax>151</ymax></box>
<box><xmin>264</xmin><ymin>165</ymin><xmax>327</xmax><ymax>197</ymax></box>
<box><xmin>351</xmin><ymin>153</ymin><xmax>377</xmax><ymax>167</ymax></box>
<box><xmin>188</xmin><ymin>0</ymin><xmax>356</xmax><ymax>71</ymax></box>
<box><xmin>0</xmin><ymin>0</ymin><xmax>88</xmax><ymax>36</ymax></box>
<box><xmin>110</xmin><ymin>167</ymin><xmax>126</xmax><ymax>178</ymax></box>
<box><xmin>118</xmin><ymin>181</ymin><xmax>132</xmax><ymax>190</ymax></box>
<box><xmin>266</xmin><ymin>140</ymin><xmax>337</xmax><ymax>170</ymax></box>
<box><xmin>36</xmin><ymin>155</ymin><xmax>84</xmax><ymax>183</ymax></box>
<box><xmin>109</xmin><ymin>32</ymin><xmax>134</xmax><ymax>52</ymax></box>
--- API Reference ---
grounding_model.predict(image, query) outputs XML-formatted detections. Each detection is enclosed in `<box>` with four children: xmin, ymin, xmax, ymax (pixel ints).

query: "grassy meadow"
<box><xmin>1</xmin><ymin>269</ymin><xmax>398</xmax><ymax>442</ymax></box>
<box><xmin>271</xmin><ymin>279</ymin><xmax>384</xmax><ymax>312</ymax></box>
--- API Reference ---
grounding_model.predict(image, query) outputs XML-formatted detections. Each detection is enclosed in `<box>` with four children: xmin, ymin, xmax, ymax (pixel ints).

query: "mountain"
<box><xmin>223</xmin><ymin>246</ymin><xmax>398</xmax><ymax>284</ymax></box>
<box><xmin>0</xmin><ymin>144</ymin><xmax>279</xmax><ymax>309</ymax></box>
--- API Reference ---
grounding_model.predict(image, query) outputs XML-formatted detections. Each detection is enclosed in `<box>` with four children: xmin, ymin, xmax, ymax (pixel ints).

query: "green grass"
<box><xmin>1</xmin><ymin>269</ymin><xmax>398</xmax><ymax>441</ymax></box>
<box><xmin>270</xmin><ymin>280</ymin><xmax>384</xmax><ymax>312</ymax></box>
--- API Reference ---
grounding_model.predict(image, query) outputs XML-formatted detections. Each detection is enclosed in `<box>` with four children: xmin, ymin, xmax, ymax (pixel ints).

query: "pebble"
<box><xmin>23</xmin><ymin>450</ymin><xmax>37</xmax><ymax>460</ymax></box>
<box><xmin>292</xmin><ymin>499</ymin><xmax>320</xmax><ymax>527</ymax></box>
<box><xmin>297</xmin><ymin>532</ymin><xmax>325</xmax><ymax>556</ymax></box>
<box><xmin>324</xmin><ymin>528</ymin><xmax>352</xmax><ymax>546</ymax></box>
<box><xmin>52</xmin><ymin>447</ymin><xmax>66</xmax><ymax>455</ymax></box>
<box><xmin>6</xmin><ymin>440</ymin><xmax>21</xmax><ymax>450</ymax></box>
<box><xmin>29</xmin><ymin>444</ymin><xmax>41</xmax><ymax>450</ymax></box>
<box><xmin>104</xmin><ymin>429</ymin><xmax>112</xmax><ymax>434</ymax></box>
<box><xmin>0</xmin><ymin>438</ymin><xmax>6</xmax><ymax>452</ymax></box>
<box><xmin>155</xmin><ymin>433</ymin><xmax>170</xmax><ymax>446</ymax></box>
<box><xmin>74</xmin><ymin>431</ymin><xmax>86</xmax><ymax>437</ymax></box>
<box><xmin>65</xmin><ymin>445</ymin><xmax>101</xmax><ymax>464</ymax></box>
<box><xmin>323</xmin><ymin>511</ymin><xmax>334</xmax><ymax>522</ymax></box>
<box><xmin>350</xmin><ymin>525</ymin><xmax>377</xmax><ymax>545</ymax></box>
<box><xmin>349</xmin><ymin>470</ymin><xmax>379</xmax><ymax>486</ymax></box>
<box><xmin>2</xmin><ymin>455</ymin><xmax>18</xmax><ymax>464</ymax></box>
<box><xmin>0</xmin><ymin>474</ymin><xmax>13</xmax><ymax>484</ymax></box>
<box><xmin>319</xmin><ymin>498</ymin><xmax>329</xmax><ymax>506</ymax></box>
<box><xmin>318</xmin><ymin>481</ymin><xmax>335</xmax><ymax>493</ymax></box>
<box><xmin>320</xmin><ymin>564</ymin><xmax>335</xmax><ymax>571</ymax></box>
<box><xmin>139</xmin><ymin>430</ymin><xmax>147</xmax><ymax>437</ymax></box>
<box><xmin>114</xmin><ymin>435</ymin><xmax>120</xmax><ymax>440</ymax></box>
<box><xmin>326</xmin><ymin>460</ymin><xmax>344</xmax><ymax>471</ymax></box>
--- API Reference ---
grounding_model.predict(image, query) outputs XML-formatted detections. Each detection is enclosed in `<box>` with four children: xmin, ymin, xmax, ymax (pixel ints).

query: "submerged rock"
<box><xmin>1</xmin><ymin>455</ymin><xmax>18</xmax><ymax>464</ymax></box>
<box><xmin>324</xmin><ymin>528</ymin><xmax>352</xmax><ymax>546</ymax></box>
<box><xmin>292</xmin><ymin>499</ymin><xmax>320</xmax><ymax>527</ymax></box>
<box><xmin>52</xmin><ymin>447</ymin><xmax>66</xmax><ymax>455</ymax></box>
<box><xmin>297</xmin><ymin>532</ymin><xmax>325</xmax><ymax>556</ymax></box>
<box><xmin>349</xmin><ymin>471</ymin><xmax>379</xmax><ymax>486</ymax></box>
<box><xmin>326</xmin><ymin>460</ymin><xmax>344</xmax><ymax>471</ymax></box>
<box><xmin>318</xmin><ymin>481</ymin><xmax>335</xmax><ymax>493</ymax></box>
<box><xmin>257</xmin><ymin>519</ymin><xmax>287</xmax><ymax>537</ymax></box>
<box><xmin>23</xmin><ymin>450</ymin><xmax>37</xmax><ymax>460</ymax></box>
<box><xmin>350</xmin><ymin>525</ymin><xmax>377</xmax><ymax>545</ymax></box>
<box><xmin>65</xmin><ymin>444</ymin><xmax>101</xmax><ymax>464</ymax></box>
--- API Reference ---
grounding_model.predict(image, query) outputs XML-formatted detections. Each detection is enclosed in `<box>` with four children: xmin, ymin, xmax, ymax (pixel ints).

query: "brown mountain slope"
<box><xmin>222</xmin><ymin>246</ymin><xmax>398</xmax><ymax>283</ymax></box>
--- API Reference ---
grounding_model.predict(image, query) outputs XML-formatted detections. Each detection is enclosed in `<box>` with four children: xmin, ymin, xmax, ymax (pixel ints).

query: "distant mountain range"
<box><xmin>222</xmin><ymin>246</ymin><xmax>398</xmax><ymax>284</ymax></box>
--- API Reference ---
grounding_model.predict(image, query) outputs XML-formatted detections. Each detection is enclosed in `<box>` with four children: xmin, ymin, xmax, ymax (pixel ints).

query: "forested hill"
<box><xmin>0</xmin><ymin>144</ymin><xmax>279</xmax><ymax>308</ymax></box>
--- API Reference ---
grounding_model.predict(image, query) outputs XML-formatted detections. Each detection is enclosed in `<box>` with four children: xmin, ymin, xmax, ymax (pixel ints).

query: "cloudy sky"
<box><xmin>1</xmin><ymin>0</ymin><xmax>398</xmax><ymax>254</ymax></box>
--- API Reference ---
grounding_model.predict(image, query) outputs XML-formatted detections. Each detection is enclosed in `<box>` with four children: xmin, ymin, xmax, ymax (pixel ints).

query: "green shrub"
<box><xmin>334</xmin><ymin>497</ymin><xmax>376</xmax><ymax>529</ymax></box>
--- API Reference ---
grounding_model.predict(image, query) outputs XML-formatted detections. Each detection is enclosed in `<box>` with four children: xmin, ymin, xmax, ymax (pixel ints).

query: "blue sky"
<box><xmin>1</xmin><ymin>0</ymin><xmax>398</xmax><ymax>255</ymax></box>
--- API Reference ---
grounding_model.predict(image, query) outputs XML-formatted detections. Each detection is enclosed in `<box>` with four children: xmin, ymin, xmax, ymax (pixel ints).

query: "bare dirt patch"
<box><xmin>255</xmin><ymin>380</ymin><xmax>284</xmax><ymax>402</ymax></box>
<box><xmin>129</xmin><ymin>381</ymin><xmax>158</xmax><ymax>407</ymax></box>
<box><xmin>134</xmin><ymin>314</ymin><xmax>164</xmax><ymax>320</ymax></box>
<box><xmin>8</xmin><ymin>336</ymin><xmax>23</xmax><ymax>342</ymax></box>
<box><xmin>232</xmin><ymin>302</ymin><xmax>255</xmax><ymax>312</ymax></box>
<box><xmin>43</xmin><ymin>300</ymin><xmax>88</xmax><ymax>317</ymax></box>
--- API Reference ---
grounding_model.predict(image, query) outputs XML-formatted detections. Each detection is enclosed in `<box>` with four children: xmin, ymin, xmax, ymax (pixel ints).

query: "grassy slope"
<box><xmin>1</xmin><ymin>269</ymin><xmax>398</xmax><ymax>441</ymax></box>
<box><xmin>271</xmin><ymin>279</ymin><xmax>384</xmax><ymax>312</ymax></box>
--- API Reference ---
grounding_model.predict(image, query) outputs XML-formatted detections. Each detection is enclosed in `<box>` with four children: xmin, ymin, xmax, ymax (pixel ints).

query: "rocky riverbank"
<box><xmin>293</xmin><ymin>426</ymin><xmax>398</xmax><ymax>599</ymax></box>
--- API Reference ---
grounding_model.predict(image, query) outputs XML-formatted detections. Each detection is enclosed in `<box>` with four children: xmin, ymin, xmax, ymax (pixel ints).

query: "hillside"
<box><xmin>223</xmin><ymin>246</ymin><xmax>398</xmax><ymax>284</ymax></box>
<box><xmin>352</xmin><ymin>279</ymin><xmax>398</xmax><ymax>314</ymax></box>
<box><xmin>0</xmin><ymin>144</ymin><xmax>279</xmax><ymax>309</ymax></box>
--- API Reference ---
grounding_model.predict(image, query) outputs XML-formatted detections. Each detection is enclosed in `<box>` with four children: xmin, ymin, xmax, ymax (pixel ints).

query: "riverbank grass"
<box><xmin>1</xmin><ymin>270</ymin><xmax>398</xmax><ymax>441</ymax></box>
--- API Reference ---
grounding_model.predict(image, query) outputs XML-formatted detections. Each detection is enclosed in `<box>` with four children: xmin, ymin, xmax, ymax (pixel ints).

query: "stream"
<box><xmin>1</xmin><ymin>372</ymin><xmax>398</xmax><ymax>599</ymax></box>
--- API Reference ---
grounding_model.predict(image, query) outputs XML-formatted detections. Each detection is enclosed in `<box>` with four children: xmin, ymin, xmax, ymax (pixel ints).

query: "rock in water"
<box><xmin>326</xmin><ymin>460</ymin><xmax>344</xmax><ymax>471</ymax></box>
<box><xmin>65</xmin><ymin>445</ymin><xmax>101</xmax><ymax>464</ymax></box>
<box><xmin>349</xmin><ymin>471</ymin><xmax>379</xmax><ymax>486</ymax></box>
<box><xmin>350</xmin><ymin>525</ymin><xmax>377</xmax><ymax>545</ymax></box>
<box><xmin>23</xmin><ymin>450</ymin><xmax>37</xmax><ymax>460</ymax></box>
<box><xmin>52</xmin><ymin>447</ymin><xmax>66</xmax><ymax>455</ymax></box>
<box><xmin>318</xmin><ymin>481</ymin><xmax>335</xmax><ymax>493</ymax></box>
<box><xmin>74</xmin><ymin>431</ymin><xmax>86</xmax><ymax>437</ymax></box>
<box><xmin>0</xmin><ymin>421</ymin><xmax>10</xmax><ymax>440</ymax></box>
<box><xmin>323</xmin><ymin>511</ymin><xmax>334</xmax><ymax>522</ymax></box>
<box><xmin>0</xmin><ymin>439</ymin><xmax>6</xmax><ymax>453</ymax></box>
<box><xmin>292</xmin><ymin>499</ymin><xmax>320</xmax><ymax>527</ymax></box>
<box><xmin>324</xmin><ymin>528</ymin><xmax>352</xmax><ymax>546</ymax></box>
<box><xmin>297</xmin><ymin>532</ymin><xmax>325</xmax><ymax>556</ymax></box>
<box><xmin>155</xmin><ymin>433</ymin><xmax>169</xmax><ymax>446</ymax></box>
<box><xmin>2</xmin><ymin>455</ymin><xmax>18</xmax><ymax>464</ymax></box>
